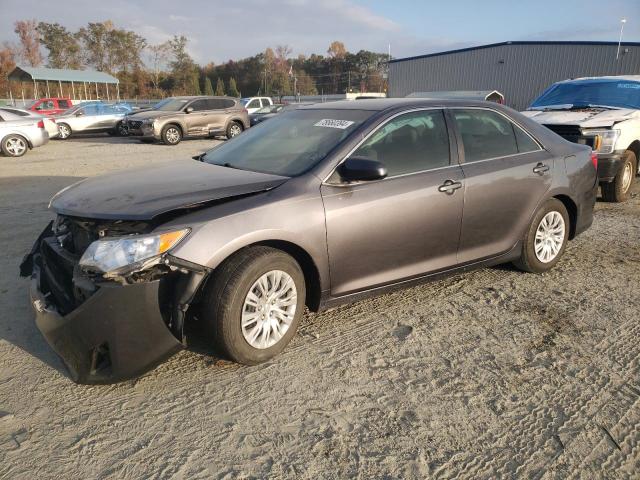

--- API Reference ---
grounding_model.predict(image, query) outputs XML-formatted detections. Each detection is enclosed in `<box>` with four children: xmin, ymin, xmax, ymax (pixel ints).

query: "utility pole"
<box><xmin>617</xmin><ymin>18</ymin><xmax>627</xmax><ymax>60</ymax></box>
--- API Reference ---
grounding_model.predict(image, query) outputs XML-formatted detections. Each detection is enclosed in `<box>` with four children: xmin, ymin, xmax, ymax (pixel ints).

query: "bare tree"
<box><xmin>147</xmin><ymin>42</ymin><xmax>172</xmax><ymax>95</ymax></box>
<box><xmin>14</xmin><ymin>20</ymin><xmax>42</xmax><ymax>66</ymax></box>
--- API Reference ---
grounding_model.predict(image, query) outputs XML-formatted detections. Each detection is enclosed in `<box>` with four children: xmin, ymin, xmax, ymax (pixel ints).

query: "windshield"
<box><xmin>530</xmin><ymin>80</ymin><xmax>640</xmax><ymax>110</ymax></box>
<box><xmin>153</xmin><ymin>98</ymin><xmax>190</xmax><ymax>111</ymax></box>
<box><xmin>202</xmin><ymin>109</ymin><xmax>372</xmax><ymax>176</ymax></box>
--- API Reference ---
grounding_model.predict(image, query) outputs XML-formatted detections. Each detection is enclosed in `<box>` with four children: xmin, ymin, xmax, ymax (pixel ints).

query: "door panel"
<box><xmin>322</xmin><ymin>166</ymin><xmax>464</xmax><ymax>295</ymax></box>
<box><xmin>450</xmin><ymin>108</ymin><xmax>554</xmax><ymax>263</ymax></box>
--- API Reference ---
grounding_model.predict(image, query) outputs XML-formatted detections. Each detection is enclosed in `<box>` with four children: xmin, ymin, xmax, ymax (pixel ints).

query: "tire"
<box><xmin>1</xmin><ymin>134</ymin><xmax>28</xmax><ymax>157</ymax></box>
<box><xmin>226</xmin><ymin>121</ymin><xmax>243</xmax><ymax>139</ymax></box>
<box><xmin>513</xmin><ymin>198</ymin><xmax>570</xmax><ymax>273</ymax></box>
<box><xmin>601</xmin><ymin>150</ymin><xmax>636</xmax><ymax>203</ymax></box>
<box><xmin>116</xmin><ymin>121</ymin><xmax>129</xmax><ymax>137</ymax></box>
<box><xmin>161</xmin><ymin>124</ymin><xmax>182</xmax><ymax>145</ymax></box>
<box><xmin>200</xmin><ymin>246</ymin><xmax>306</xmax><ymax>365</ymax></box>
<box><xmin>57</xmin><ymin>123</ymin><xmax>71</xmax><ymax>140</ymax></box>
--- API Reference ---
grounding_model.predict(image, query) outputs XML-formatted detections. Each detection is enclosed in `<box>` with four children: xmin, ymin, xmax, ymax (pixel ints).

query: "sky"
<box><xmin>1</xmin><ymin>0</ymin><xmax>638</xmax><ymax>64</ymax></box>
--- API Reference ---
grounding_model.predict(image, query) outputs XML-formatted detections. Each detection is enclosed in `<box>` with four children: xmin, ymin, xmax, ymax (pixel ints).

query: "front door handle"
<box><xmin>533</xmin><ymin>163</ymin><xmax>550</xmax><ymax>175</ymax></box>
<box><xmin>438</xmin><ymin>180</ymin><xmax>463</xmax><ymax>194</ymax></box>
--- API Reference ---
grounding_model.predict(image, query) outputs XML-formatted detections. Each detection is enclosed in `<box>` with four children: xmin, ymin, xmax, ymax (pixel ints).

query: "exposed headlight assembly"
<box><xmin>581</xmin><ymin>128</ymin><xmax>620</xmax><ymax>154</ymax></box>
<box><xmin>79</xmin><ymin>229</ymin><xmax>189</xmax><ymax>273</ymax></box>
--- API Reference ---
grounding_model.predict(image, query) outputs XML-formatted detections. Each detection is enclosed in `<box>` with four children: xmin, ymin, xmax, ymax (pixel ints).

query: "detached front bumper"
<box><xmin>29</xmin><ymin>255</ymin><xmax>184</xmax><ymax>384</ymax></box>
<box><xmin>597</xmin><ymin>151</ymin><xmax>625</xmax><ymax>183</ymax></box>
<box><xmin>126</xmin><ymin>121</ymin><xmax>160</xmax><ymax>139</ymax></box>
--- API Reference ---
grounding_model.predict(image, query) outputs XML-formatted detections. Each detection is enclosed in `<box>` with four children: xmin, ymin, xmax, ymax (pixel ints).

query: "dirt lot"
<box><xmin>0</xmin><ymin>134</ymin><xmax>639</xmax><ymax>479</ymax></box>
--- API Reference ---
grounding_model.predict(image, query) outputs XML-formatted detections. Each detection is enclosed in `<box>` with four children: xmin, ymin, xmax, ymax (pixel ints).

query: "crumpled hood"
<box><xmin>521</xmin><ymin>108</ymin><xmax>639</xmax><ymax>128</ymax></box>
<box><xmin>126</xmin><ymin>110</ymin><xmax>181</xmax><ymax>121</ymax></box>
<box><xmin>50</xmin><ymin>160</ymin><xmax>289</xmax><ymax>220</ymax></box>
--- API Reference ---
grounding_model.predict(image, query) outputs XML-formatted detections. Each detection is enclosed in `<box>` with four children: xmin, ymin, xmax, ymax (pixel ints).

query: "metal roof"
<box><xmin>389</xmin><ymin>41</ymin><xmax>640</xmax><ymax>64</ymax></box>
<box><xmin>8</xmin><ymin>66</ymin><xmax>119</xmax><ymax>84</ymax></box>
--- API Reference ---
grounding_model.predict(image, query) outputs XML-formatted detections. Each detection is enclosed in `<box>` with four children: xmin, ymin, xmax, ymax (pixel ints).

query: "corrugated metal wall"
<box><xmin>389</xmin><ymin>43</ymin><xmax>640</xmax><ymax>111</ymax></box>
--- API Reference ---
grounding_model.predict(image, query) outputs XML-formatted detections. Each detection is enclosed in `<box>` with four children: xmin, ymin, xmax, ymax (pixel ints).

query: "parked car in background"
<box><xmin>22</xmin><ymin>98</ymin><xmax>597</xmax><ymax>383</ymax></box>
<box><xmin>0</xmin><ymin>106</ymin><xmax>59</xmax><ymax>139</ymax></box>
<box><xmin>28</xmin><ymin>98</ymin><xmax>73</xmax><ymax>116</ymax></box>
<box><xmin>126</xmin><ymin>96</ymin><xmax>249</xmax><ymax>145</ymax></box>
<box><xmin>249</xmin><ymin>102</ymin><xmax>314</xmax><ymax>126</ymax></box>
<box><xmin>249</xmin><ymin>104</ymin><xmax>285</xmax><ymax>126</ymax></box>
<box><xmin>241</xmin><ymin>96</ymin><xmax>273</xmax><ymax>114</ymax></box>
<box><xmin>0</xmin><ymin>110</ymin><xmax>49</xmax><ymax>157</ymax></box>
<box><xmin>522</xmin><ymin>76</ymin><xmax>640</xmax><ymax>202</ymax></box>
<box><xmin>55</xmin><ymin>102</ymin><xmax>132</xmax><ymax>139</ymax></box>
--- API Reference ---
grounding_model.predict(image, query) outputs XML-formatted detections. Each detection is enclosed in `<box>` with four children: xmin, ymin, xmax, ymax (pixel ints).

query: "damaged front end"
<box><xmin>20</xmin><ymin>215</ymin><xmax>209</xmax><ymax>384</ymax></box>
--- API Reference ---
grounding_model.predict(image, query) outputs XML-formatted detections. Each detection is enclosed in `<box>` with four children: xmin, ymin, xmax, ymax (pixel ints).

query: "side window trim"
<box><xmin>323</xmin><ymin>107</ymin><xmax>459</xmax><ymax>185</ymax></box>
<box><xmin>447</xmin><ymin>106</ymin><xmax>544</xmax><ymax>165</ymax></box>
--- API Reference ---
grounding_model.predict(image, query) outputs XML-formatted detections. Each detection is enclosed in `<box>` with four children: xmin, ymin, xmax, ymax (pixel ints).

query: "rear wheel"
<box><xmin>1</xmin><ymin>135</ymin><xmax>28</xmax><ymax>157</ymax></box>
<box><xmin>200</xmin><ymin>246</ymin><xmax>306</xmax><ymax>365</ymax></box>
<box><xmin>161</xmin><ymin>124</ymin><xmax>182</xmax><ymax>145</ymax></box>
<box><xmin>602</xmin><ymin>150</ymin><xmax>636</xmax><ymax>203</ymax></box>
<box><xmin>57</xmin><ymin>123</ymin><xmax>71</xmax><ymax>140</ymax></box>
<box><xmin>226</xmin><ymin>121</ymin><xmax>243</xmax><ymax>139</ymax></box>
<box><xmin>513</xmin><ymin>198</ymin><xmax>569</xmax><ymax>273</ymax></box>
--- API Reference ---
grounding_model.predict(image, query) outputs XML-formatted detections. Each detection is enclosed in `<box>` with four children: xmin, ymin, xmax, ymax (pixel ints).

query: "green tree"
<box><xmin>227</xmin><ymin>77</ymin><xmax>240</xmax><ymax>97</ymax></box>
<box><xmin>215</xmin><ymin>77</ymin><xmax>225</xmax><ymax>96</ymax></box>
<box><xmin>37</xmin><ymin>22</ymin><xmax>82</xmax><ymax>69</ymax></box>
<box><xmin>204</xmin><ymin>76</ymin><xmax>214</xmax><ymax>95</ymax></box>
<box><xmin>167</xmin><ymin>35</ymin><xmax>197</xmax><ymax>94</ymax></box>
<box><xmin>191</xmin><ymin>73</ymin><xmax>202</xmax><ymax>95</ymax></box>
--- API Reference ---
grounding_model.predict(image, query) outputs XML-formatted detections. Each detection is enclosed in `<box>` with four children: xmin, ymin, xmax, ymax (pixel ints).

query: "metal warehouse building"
<box><xmin>388</xmin><ymin>41</ymin><xmax>640</xmax><ymax>111</ymax></box>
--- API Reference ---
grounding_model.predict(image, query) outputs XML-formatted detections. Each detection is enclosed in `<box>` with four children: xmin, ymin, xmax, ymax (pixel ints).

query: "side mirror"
<box><xmin>185</xmin><ymin>106</ymin><xmax>194</xmax><ymax>114</ymax></box>
<box><xmin>337</xmin><ymin>157</ymin><xmax>387</xmax><ymax>182</ymax></box>
<box><xmin>75</xmin><ymin>111</ymin><xmax>84</xmax><ymax>117</ymax></box>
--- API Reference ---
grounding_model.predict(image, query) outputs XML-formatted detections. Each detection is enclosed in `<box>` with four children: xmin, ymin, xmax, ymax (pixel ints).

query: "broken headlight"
<box><xmin>79</xmin><ymin>229</ymin><xmax>189</xmax><ymax>273</ymax></box>
<box><xmin>580</xmin><ymin>128</ymin><xmax>620</xmax><ymax>154</ymax></box>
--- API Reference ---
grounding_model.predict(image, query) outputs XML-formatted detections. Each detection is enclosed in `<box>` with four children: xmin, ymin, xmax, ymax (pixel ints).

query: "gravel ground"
<box><xmin>0</xmin><ymin>134</ymin><xmax>639</xmax><ymax>479</ymax></box>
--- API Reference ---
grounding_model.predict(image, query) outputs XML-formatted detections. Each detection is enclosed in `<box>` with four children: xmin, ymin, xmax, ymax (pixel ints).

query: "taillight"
<box><xmin>37</xmin><ymin>120</ymin><xmax>45</xmax><ymax>129</ymax></box>
<box><xmin>591</xmin><ymin>152</ymin><xmax>598</xmax><ymax>170</ymax></box>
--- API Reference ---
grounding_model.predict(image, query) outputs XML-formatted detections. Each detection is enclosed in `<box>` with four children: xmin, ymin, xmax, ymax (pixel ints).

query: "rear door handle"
<box><xmin>438</xmin><ymin>180</ymin><xmax>463</xmax><ymax>194</ymax></box>
<box><xmin>533</xmin><ymin>163</ymin><xmax>550</xmax><ymax>175</ymax></box>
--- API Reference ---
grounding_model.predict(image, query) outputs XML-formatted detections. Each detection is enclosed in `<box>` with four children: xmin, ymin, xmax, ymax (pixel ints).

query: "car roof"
<box><xmin>300</xmin><ymin>98</ymin><xmax>507</xmax><ymax>112</ymax></box>
<box><xmin>556</xmin><ymin>75</ymin><xmax>640</xmax><ymax>84</ymax></box>
<box><xmin>171</xmin><ymin>95</ymin><xmax>237</xmax><ymax>100</ymax></box>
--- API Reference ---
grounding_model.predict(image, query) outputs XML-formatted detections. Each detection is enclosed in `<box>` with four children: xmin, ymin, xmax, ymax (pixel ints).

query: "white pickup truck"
<box><xmin>522</xmin><ymin>76</ymin><xmax>640</xmax><ymax>202</ymax></box>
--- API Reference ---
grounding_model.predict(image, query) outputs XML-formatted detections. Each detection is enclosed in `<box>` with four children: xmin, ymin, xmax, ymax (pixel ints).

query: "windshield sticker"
<box><xmin>314</xmin><ymin>119</ymin><xmax>355</xmax><ymax>129</ymax></box>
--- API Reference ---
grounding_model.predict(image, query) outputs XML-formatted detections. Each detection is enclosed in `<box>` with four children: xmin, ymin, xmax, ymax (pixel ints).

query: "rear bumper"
<box><xmin>597</xmin><ymin>152</ymin><xmax>625</xmax><ymax>183</ymax></box>
<box><xmin>31</xmin><ymin>130</ymin><xmax>49</xmax><ymax>148</ymax></box>
<box><xmin>25</xmin><ymin>231</ymin><xmax>185</xmax><ymax>384</ymax></box>
<box><xmin>574</xmin><ymin>182</ymin><xmax>597</xmax><ymax>237</ymax></box>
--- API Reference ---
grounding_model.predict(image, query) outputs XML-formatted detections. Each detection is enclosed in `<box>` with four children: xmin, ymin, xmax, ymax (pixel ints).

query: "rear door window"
<box><xmin>58</xmin><ymin>99</ymin><xmax>71</xmax><ymax>108</ymax></box>
<box><xmin>206</xmin><ymin>99</ymin><xmax>235</xmax><ymax>110</ymax></box>
<box><xmin>513</xmin><ymin>124</ymin><xmax>540</xmax><ymax>153</ymax></box>
<box><xmin>452</xmin><ymin>109</ymin><xmax>519</xmax><ymax>162</ymax></box>
<box><xmin>351</xmin><ymin>109</ymin><xmax>451</xmax><ymax>177</ymax></box>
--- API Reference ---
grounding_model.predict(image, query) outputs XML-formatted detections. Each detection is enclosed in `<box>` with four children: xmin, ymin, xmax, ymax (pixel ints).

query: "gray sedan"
<box><xmin>55</xmin><ymin>102</ymin><xmax>132</xmax><ymax>139</ymax></box>
<box><xmin>23</xmin><ymin>99</ymin><xmax>597</xmax><ymax>383</ymax></box>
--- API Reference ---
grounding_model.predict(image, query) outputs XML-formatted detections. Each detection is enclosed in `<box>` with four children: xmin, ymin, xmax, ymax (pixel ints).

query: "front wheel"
<box><xmin>57</xmin><ymin>123</ymin><xmax>71</xmax><ymax>140</ymax></box>
<box><xmin>601</xmin><ymin>150</ymin><xmax>636</xmax><ymax>203</ymax></box>
<box><xmin>513</xmin><ymin>198</ymin><xmax>569</xmax><ymax>273</ymax></box>
<box><xmin>161</xmin><ymin>124</ymin><xmax>182</xmax><ymax>145</ymax></box>
<box><xmin>115</xmin><ymin>121</ymin><xmax>129</xmax><ymax>137</ymax></box>
<box><xmin>226</xmin><ymin>121</ymin><xmax>243</xmax><ymax>139</ymax></box>
<box><xmin>1</xmin><ymin>134</ymin><xmax>28</xmax><ymax>157</ymax></box>
<box><xmin>200</xmin><ymin>246</ymin><xmax>306</xmax><ymax>365</ymax></box>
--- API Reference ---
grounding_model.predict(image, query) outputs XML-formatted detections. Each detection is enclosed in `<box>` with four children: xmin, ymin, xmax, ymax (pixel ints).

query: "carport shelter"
<box><xmin>8</xmin><ymin>66</ymin><xmax>120</xmax><ymax>102</ymax></box>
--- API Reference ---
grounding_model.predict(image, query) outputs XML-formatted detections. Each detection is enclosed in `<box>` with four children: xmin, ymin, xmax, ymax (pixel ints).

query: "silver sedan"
<box><xmin>55</xmin><ymin>103</ymin><xmax>132</xmax><ymax>139</ymax></box>
<box><xmin>0</xmin><ymin>110</ymin><xmax>49</xmax><ymax>157</ymax></box>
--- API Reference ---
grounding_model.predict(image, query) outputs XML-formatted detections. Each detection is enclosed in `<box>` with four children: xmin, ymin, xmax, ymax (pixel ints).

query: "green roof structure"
<box><xmin>9</xmin><ymin>66</ymin><xmax>119</xmax><ymax>84</ymax></box>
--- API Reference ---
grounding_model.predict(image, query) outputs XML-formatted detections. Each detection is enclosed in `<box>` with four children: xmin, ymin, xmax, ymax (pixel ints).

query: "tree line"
<box><xmin>0</xmin><ymin>19</ymin><xmax>389</xmax><ymax>100</ymax></box>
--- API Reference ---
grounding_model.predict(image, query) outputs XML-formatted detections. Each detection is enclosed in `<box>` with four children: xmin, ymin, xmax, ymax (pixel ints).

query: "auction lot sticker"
<box><xmin>314</xmin><ymin>119</ymin><xmax>355</xmax><ymax>129</ymax></box>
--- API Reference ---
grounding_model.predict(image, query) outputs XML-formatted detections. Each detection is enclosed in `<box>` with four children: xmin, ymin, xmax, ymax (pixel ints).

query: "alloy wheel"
<box><xmin>241</xmin><ymin>270</ymin><xmax>297</xmax><ymax>349</ymax></box>
<box><xmin>229</xmin><ymin>124</ymin><xmax>242</xmax><ymax>137</ymax></box>
<box><xmin>534</xmin><ymin>211</ymin><xmax>565</xmax><ymax>263</ymax></box>
<box><xmin>4</xmin><ymin>137</ymin><xmax>26</xmax><ymax>156</ymax></box>
<box><xmin>58</xmin><ymin>124</ymin><xmax>70</xmax><ymax>139</ymax></box>
<box><xmin>621</xmin><ymin>160</ymin><xmax>633</xmax><ymax>193</ymax></box>
<box><xmin>165</xmin><ymin>127</ymin><xmax>180</xmax><ymax>144</ymax></box>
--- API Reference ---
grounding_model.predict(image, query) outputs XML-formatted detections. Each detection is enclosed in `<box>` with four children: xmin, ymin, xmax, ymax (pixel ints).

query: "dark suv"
<box><xmin>126</xmin><ymin>96</ymin><xmax>250</xmax><ymax>145</ymax></box>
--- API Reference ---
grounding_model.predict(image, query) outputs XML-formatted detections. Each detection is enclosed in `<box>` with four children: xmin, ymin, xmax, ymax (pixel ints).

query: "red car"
<box><xmin>28</xmin><ymin>98</ymin><xmax>73</xmax><ymax>116</ymax></box>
